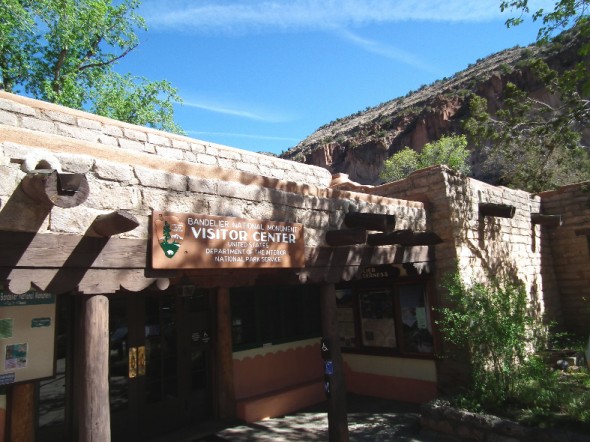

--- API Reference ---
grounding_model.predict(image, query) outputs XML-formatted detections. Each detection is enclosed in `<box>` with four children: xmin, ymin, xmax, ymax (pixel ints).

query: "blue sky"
<box><xmin>118</xmin><ymin>0</ymin><xmax>551</xmax><ymax>155</ymax></box>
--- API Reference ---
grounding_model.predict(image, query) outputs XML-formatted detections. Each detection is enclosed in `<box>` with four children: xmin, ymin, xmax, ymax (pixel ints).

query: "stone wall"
<box><xmin>0</xmin><ymin>91</ymin><xmax>331</xmax><ymax>187</ymax></box>
<box><xmin>540</xmin><ymin>183</ymin><xmax>590</xmax><ymax>336</ymax></box>
<box><xmin>0</xmin><ymin>92</ymin><xmax>427</xmax><ymax>249</ymax></box>
<box><xmin>370</xmin><ymin>166</ymin><xmax>560</xmax><ymax>393</ymax></box>
<box><xmin>370</xmin><ymin>165</ymin><xmax>552</xmax><ymax>303</ymax></box>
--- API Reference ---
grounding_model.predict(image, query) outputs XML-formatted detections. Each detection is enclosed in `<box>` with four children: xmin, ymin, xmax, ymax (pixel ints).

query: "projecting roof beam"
<box><xmin>479</xmin><ymin>202</ymin><xmax>516</xmax><ymax>218</ymax></box>
<box><xmin>367</xmin><ymin>229</ymin><xmax>443</xmax><ymax>246</ymax></box>
<box><xmin>344</xmin><ymin>212</ymin><xmax>396</xmax><ymax>232</ymax></box>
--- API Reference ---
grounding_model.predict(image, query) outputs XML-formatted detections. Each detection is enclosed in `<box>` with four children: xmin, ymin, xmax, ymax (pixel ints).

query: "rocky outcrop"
<box><xmin>281</xmin><ymin>30</ymin><xmax>588</xmax><ymax>185</ymax></box>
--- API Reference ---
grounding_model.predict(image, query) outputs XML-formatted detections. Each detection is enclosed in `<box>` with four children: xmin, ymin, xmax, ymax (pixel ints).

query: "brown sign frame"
<box><xmin>152</xmin><ymin>211</ymin><xmax>305</xmax><ymax>269</ymax></box>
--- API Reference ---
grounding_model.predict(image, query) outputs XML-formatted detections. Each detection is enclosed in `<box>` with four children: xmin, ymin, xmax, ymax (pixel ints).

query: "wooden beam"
<box><xmin>344</xmin><ymin>212</ymin><xmax>396</xmax><ymax>232</ymax></box>
<box><xmin>91</xmin><ymin>210</ymin><xmax>140</xmax><ymax>236</ymax></box>
<box><xmin>21</xmin><ymin>170</ymin><xmax>89</xmax><ymax>208</ymax></box>
<box><xmin>575</xmin><ymin>227</ymin><xmax>590</xmax><ymax>236</ymax></box>
<box><xmin>531</xmin><ymin>213</ymin><xmax>563</xmax><ymax>227</ymax></box>
<box><xmin>367</xmin><ymin>230</ymin><xmax>443</xmax><ymax>246</ymax></box>
<box><xmin>479</xmin><ymin>203</ymin><xmax>515</xmax><ymax>218</ymax></box>
<box><xmin>325</xmin><ymin>228</ymin><xmax>367</xmax><ymax>246</ymax></box>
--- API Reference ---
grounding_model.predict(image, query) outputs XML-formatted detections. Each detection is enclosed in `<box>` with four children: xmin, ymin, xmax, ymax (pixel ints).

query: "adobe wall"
<box><xmin>539</xmin><ymin>183</ymin><xmax>590</xmax><ymax>336</ymax></box>
<box><xmin>0</xmin><ymin>91</ymin><xmax>426</xmax><ymax>248</ymax></box>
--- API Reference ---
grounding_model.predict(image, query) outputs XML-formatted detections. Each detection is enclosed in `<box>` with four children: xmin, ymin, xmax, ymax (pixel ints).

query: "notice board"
<box><xmin>0</xmin><ymin>290</ymin><xmax>56</xmax><ymax>385</ymax></box>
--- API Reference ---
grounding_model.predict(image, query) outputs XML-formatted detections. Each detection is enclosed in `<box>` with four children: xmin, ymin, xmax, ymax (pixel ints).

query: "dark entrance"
<box><xmin>109</xmin><ymin>287</ymin><xmax>213</xmax><ymax>442</ymax></box>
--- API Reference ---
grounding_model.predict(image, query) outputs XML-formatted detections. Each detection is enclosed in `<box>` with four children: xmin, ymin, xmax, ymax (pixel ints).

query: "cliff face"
<box><xmin>281</xmin><ymin>31</ymin><xmax>586</xmax><ymax>185</ymax></box>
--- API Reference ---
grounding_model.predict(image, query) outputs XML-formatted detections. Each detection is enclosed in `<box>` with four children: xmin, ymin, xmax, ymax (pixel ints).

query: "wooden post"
<box><xmin>216</xmin><ymin>287</ymin><xmax>236</xmax><ymax>419</ymax></box>
<box><xmin>74</xmin><ymin>295</ymin><xmax>110</xmax><ymax>442</ymax></box>
<box><xmin>320</xmin><ymin>283</ymin><xmax>349</xmax><ymax>442</ymax></box>
<box><xmin>7</xmin><ymin>383</ymin><xmax>35</xmax><ymax>442</ymax></box>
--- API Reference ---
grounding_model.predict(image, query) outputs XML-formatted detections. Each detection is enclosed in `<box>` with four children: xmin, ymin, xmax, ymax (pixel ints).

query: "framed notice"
<box><xmin>0</xmin><ymin>290</ymin><xmax>56</xmax><ymax>385</ymax></box>
<box><xmin>152</xmin><ymin>211</ymin><xmax>305</xmax><ymax>269</ymax></box>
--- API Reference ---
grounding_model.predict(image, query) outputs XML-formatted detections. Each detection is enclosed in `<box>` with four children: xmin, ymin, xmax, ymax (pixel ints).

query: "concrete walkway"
<box><xmin>158</xmin><ymin>394</ymin><xmax>462</xmax><ymax>442</ymax></box>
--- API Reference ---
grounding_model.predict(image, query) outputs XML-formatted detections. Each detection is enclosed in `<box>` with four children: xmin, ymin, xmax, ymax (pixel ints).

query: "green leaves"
<box><xmin>438</xmin><ymin>272</ymin><xmax>546</xmax><ymax>407</ymax></box>
<box><xmin>379</xmin><ymin>135</ymin><xmax>471</xmax><ymax>183</ymax></box>
<box><xmin>0</xmin><ymin>0</ymin><xmax>182</xmax><ymax>133</ymax></box>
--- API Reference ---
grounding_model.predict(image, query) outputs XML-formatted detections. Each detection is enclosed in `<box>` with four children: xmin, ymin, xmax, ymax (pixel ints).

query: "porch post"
<box><xmin>74</xmin><ymin>295</ymin><xmax>110</xmax><ymax>442</ymax></box>
<box><xmin>216</xmin><ymin>287</ymin><xmax>236</xmax><ymax>419</ymax></box>
<box><xmin>8</xmin><ymin>383</ymin><xmax>35</xmax><ymax>442</ymax></box>
<box><xmin>320</xmin><ymin>283</ymin><xmax>349</xmax><ymax>442</ymax></box>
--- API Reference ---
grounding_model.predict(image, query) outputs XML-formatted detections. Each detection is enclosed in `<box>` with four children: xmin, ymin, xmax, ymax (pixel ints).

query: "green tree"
<box><xmin>0</xmin><ymin>0</ymin><xmax>183</xmax><ymax>133</ymax></box>
<box><xmin>379</xmin><ymin>135</ymin><xmax>471</xmax><ymax>183</ymax></box>
<box><xmin>474</xmin><ymin>0</ymin><xmax>590</xmax><ymax>191</ymax></box>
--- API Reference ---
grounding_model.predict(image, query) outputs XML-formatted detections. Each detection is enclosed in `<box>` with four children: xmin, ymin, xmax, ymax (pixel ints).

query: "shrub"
<box><xmin>437</xmin><ymin>272</ymin><xmax>546</xmax><ymax>409</ymax></box>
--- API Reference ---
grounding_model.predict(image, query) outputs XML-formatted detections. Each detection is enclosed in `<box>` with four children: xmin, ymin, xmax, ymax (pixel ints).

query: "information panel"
<box><xmin>152</xmin><ymin>211</ymin><xmax>305</xmax><ymax>269</ymax></box>
<box><xmin>0</xmin><ymin>290</ymin><xmax>56</xmax><ymax>385</ymax></box>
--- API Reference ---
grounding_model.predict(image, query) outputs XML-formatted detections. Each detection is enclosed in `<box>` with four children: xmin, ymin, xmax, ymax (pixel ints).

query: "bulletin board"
<box><xmin>0</xmin><ymin>290</ymin><xmax>56</xmax><ymax>385</ymax></box>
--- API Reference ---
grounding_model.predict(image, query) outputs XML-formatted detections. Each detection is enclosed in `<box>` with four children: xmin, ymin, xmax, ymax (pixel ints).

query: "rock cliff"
<box><xmin>281</xmin><ymin>30</ymin><xmax>587</xmax><ymax>185</ymax></box>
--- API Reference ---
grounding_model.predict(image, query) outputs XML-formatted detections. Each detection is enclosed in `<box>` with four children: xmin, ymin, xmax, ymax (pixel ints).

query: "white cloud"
<box><xmin>142</xmin><ymin>0</ymin><xmax>516</xmax><ymax>33</ymax></box>
<box><xmin>186</xmin><ymin>130</ymin><xmax>300</xmax><ymax>142</ymax></box>
<box><xmin>334</xmin><ymin>29</ymin><xmax>444</xmax><ymax>75</ymax></box>
<box><xmin>181</xmin><ymin>99</ymin><xmax>294</xmax><ymax>123</ymax></box>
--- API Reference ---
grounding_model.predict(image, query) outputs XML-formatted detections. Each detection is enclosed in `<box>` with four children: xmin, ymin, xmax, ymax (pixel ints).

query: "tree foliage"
<box><xmin>379</xmin><ymin>135</ymin><xmax>471</xmax><ymax>183</ymax></box>
<box><xmin>0</xmin><ymin>0</ymin><xmax>183</xmax><ymax>133</ymax></box>
<box><xmin>468</xmin><ymin>1</ymin><xmax>590</xmax><ymax>191</ymax></box>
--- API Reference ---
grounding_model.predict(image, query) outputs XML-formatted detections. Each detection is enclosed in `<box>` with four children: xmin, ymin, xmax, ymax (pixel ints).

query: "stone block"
<box><xmin>102</xmin><ymin>124</ymin><xmax>123</xmax><ymax>137</ymax></box>
<box><xmin>154</xmin><ymin>145</ymin><xmax>184</xmax><ymax>161</ymax></box>
<box><xmin>0</xmin><ymin>109</ymin><xmax>18</xmax><ymax>126</ymax></box>
<box><xmin>0</xmin><ymin>165</ymin><xmax>23</xmax><ymax>196</ymax></box>
<box><xmin>123</xmin><ymin>127</ymin><xmax>147</xmax><ymax>142</ymax></box>
<box><xmin>187</xmin><ymin>176</ymin><xmax>217</xmax><ymax>195</ymax></box>
<box><xmin>236</xmin><ymin>161</ymin><xmax>259</xmax><ymax>175</ymax></box>
<box><xmin>0</xmin><ymin>98</ymin><xmax>36</xmax><ymax>116</ymax></box>
<box><xmin>55</xmin><ymin>153</ymin><xmax>95</xmax><ymax>173</ymax></box>
<box><xmin>77</xmin><ymin>117</ymin><xmax>102</xmax><ymax>130</ymax></box>
<box><xmin>147</xmin><ymin>132</ymin><xmax>171</xmax><ymax>147</ymax></box>
<box><xmin>21</xmin><ymin>116</ymin><xmax>56</xmax><ymax>133</ymax></box>
<box><xmin>134</xmin><ymin>166</ymin><xmax>187</xmax><ymax>192</ymax></box>
<box><xmin>98</xmin><ymin>134</ymin><xmax>118</xmax><ymax>146</ymax></box>
<box><xmin>119</xmin><ymin>138</ymin><xmax>145</xmax><ymax>152</ymax></box>
<box><xmin>196</xmin><ymin>153</ymin><xmax>218</xmax><ymax>166</ymax></box>
<box><xmin>94</xmin><ymin>159</ymin><xmax>135</xmax><ymax>183</ymax></box>
<box><xmin>49</xmin><ymin>206</ymin><xmax>103</xmax><ymax>234</ymax></box>
<box><xmin>43</xmin><ymin>110</ymin><xmax>77</xmax><ymax>125</ymax></box>
<box><xmin>142</xmin><ymin>189</ymin><xmax>208</xmax><ymax>214</ymax></box>
<box><xmin>85</xmin><ymin>179</ymin><xmax>141</xmax><ymax>211</ymax></box>
<box><xmin>57</xmin><ymin>123</ymin><xmax>99</xmax><ymax>142</ymax></box>
<box><xmin>171</xmin><ymin>138</ymin><xmax>190</xmax><ymax>150</ymax></box>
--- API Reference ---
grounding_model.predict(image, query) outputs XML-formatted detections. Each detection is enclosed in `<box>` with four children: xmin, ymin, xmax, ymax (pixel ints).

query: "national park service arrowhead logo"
<box><xmin>154</xmin><ymin>213</ymin><xmax>185</xmax><ymax>259</ymax></box>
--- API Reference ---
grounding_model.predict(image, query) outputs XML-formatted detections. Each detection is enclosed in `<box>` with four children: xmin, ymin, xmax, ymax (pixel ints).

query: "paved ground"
<box><xmin>155</xmin><ymin>394</ymin><xmax>462</xmax><ymax>442</ymax></box>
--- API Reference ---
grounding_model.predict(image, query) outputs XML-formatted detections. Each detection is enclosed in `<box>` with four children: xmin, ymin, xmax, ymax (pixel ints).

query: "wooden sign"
<box><xmin>152</xmin><ymin>211</ymin><xmax>305</xmax><ymax>269</ymax></box>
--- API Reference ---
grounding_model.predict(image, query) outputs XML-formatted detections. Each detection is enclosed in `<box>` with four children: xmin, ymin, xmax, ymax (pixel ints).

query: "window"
<box><xmin>230</xmin><ymin>285</ymin><xmax>321</xmax><ymax>350</ymax></box>
<box><xmin>336</xmin><ymin>280</ymin><xmax>434</xmax><ymax>356</ymax></box>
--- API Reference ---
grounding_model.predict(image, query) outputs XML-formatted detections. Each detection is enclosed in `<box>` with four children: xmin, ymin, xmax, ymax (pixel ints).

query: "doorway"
<box><xmin>109</xmin><ymin>288</ymin><xmax>213</xmax><ymax>442</ymax></box>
